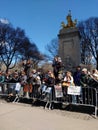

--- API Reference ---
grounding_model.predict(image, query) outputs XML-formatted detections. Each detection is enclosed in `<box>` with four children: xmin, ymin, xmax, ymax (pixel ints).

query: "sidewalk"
<box><xmin>0</xmin><ymin>100</ymin><xmax>98</xmax><ymax>130</ymax></box>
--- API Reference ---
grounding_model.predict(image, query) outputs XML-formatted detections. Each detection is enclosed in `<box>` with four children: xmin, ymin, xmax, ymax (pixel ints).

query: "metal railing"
<box><xmin>0</xmin><ymin>82</ymin><xmax>98</xmax><ymax>118</ymax></box>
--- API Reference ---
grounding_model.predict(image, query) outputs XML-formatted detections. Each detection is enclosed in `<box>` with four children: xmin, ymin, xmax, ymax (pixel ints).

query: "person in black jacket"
<box><xmin>44</xmin><ymin>71</ymin><xmax>55</xmax><ymax>110</ymax></box>
<box><xmin>52</xmin><ymin>56</ymin><xmax>63</xmax><ymax>81</ymax></box>
<box><xmin>73</xmin><ymin>66</ymin><xmax>81</xmax><ymax>86</ymax></box>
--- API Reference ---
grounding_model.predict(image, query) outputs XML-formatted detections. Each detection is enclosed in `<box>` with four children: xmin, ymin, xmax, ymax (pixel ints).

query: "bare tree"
<box><xmin>45</xmin><ymin>38</ymin><xmax>59</xmax><ymax>60</ymax></box>
<box><xmin>0</xmin><ymin>21</ymin><xmax>28</xmax><ymax>72</ymax></box>
<box><xmin>78</xmin><ymin>17</ymin><xmax>98</xmax><ymax>69</ymax></box>
<box><xmin>20</xmin><ymin>39</ymin><xmax>44</xmax><ymax>68</ymax></box>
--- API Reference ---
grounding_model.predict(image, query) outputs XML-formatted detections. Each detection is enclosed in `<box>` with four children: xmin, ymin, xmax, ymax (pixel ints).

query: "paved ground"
<box><xmin>0</xmin><ymin>99</ymin><xmax>98</xmax><ymax>130</ymax></box>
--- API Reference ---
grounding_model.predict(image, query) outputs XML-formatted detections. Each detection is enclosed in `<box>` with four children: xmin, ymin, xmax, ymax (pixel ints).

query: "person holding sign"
<box><xmin>62</xmin><ymin>71</ymin><xmax>74</xmax><ymax>99</ymax></box>
<box><xmin>62</xmin><ymin>71</ymin><xmax>77</xmax><ymax>103</ymax></box>
<box><xmin>63</xmin><ymin>71</ymin><xmax>74</xmax><ymax>87</ymax></box>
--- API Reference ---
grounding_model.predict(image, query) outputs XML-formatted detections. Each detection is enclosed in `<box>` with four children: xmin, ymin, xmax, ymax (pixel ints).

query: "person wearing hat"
<box><xmin>80</xmin><ymin>68</ymin><xmax>91</xmax><ymax>104</ymax></box>
<box><xmin>80</xmin><ymin>68</ymin><xmax>89</xmax><ymax>87</ymax></box>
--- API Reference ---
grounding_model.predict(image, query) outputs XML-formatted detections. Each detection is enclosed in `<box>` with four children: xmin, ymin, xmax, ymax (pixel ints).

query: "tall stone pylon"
<box><xmin>58</xmin><ymin>11</ymin><xmax>81</xmax><ymax>71</ymax></box>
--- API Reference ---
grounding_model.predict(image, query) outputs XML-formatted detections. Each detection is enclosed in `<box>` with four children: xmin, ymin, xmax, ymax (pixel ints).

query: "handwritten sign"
<box><xmin>67</xmin><ymin>86</ymin><xmax>81</xmax><ymax>95</ymax></box>
<box><xmin>54</xmin><ymin>85</ymin><xmax>63</xmax><ymax>98</ymax></box>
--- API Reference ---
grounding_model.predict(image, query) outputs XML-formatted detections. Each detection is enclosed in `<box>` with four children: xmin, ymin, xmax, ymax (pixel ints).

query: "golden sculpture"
<box><xmin>61</xmin><ymin>10</ymin><xmax>77</xmax><ymax>29</ymax></box>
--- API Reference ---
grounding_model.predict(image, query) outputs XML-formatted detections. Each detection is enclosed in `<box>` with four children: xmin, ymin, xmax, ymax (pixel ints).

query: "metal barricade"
<box><xmin>0</xmin><ymin>83</ymin><xmax>98</xmax><ymax>117</ymax></box>
<box><xmin>0</xmin><ymin>83</ymin><xmax>16</xmax><ymax>96</ymax></box>
<box><xmin>53</xmin><ymin>85</ymin><xmax>98</xmax><ymax>118</ymax></box>
<box><xmin>0</xmin><ymin>83</ymin><xmax>21</xmax><ymax>102</ymax></box>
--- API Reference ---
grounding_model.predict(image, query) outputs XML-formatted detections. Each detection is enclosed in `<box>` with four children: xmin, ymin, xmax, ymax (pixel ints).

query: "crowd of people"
<box><xmin>0</xmin><ymin>56</ymin><xmax>98</xmax><ymax>109</ymax></box>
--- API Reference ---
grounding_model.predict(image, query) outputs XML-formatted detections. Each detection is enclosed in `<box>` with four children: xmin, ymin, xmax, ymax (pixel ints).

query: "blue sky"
<box><xmin>0</xmin><ymin>0</ymin><xmax>98</xmax><ymax>53</ymax></box>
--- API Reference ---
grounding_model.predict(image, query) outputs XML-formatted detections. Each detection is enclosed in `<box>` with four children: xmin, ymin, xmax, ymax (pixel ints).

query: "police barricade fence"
<box><xmin>54</xmin><ymin>84</ymin><xmax>98</xmax><ymax>117</ymax></box>
<box><xmin>0</xmin><ymin>82</ymin><xmax>98</xmax><ymax>117</ymax></box>
<box><xmin>0</xmin><ymin>82</ymin><xmax>22</xmax><ymax>102</ymax></box>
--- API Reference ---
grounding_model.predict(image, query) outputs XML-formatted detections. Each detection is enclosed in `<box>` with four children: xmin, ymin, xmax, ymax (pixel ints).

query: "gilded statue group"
<box><xmin>61</xmin><ymin>10</ymin><xmax>77</xmax><ymax>28</ymax></box>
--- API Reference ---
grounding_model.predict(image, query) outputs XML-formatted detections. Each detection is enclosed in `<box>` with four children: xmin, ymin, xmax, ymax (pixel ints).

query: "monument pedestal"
<box><xmin>58</xmin><ymin>27</ymin><xmax>81</xmax><ymax>71</ymax></box>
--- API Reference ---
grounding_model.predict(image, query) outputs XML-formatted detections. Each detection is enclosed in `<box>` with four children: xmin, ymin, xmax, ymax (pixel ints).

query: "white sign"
<box><xmin>54</xmin><ymin>85</ymin><xmax>63</xmax><ymax>98</ymax></box>
<box><xmin>0</xmin><ymin>86</ymin><xmax>2</xmax><ymax>92</ymax></box>
<box><xmin>45</xmin><ymin>87</ymin><xmax>52</xmax><ymax>93</ymax></box>
<box><xmin>67</xmin><ymin>86</ymin><xmax>81</xmax><ymax>95</ymax></box>
<box><xmin>15</xmin><ymin>83</ymin><xmax>21</xmax><ymax>91</ymax></box>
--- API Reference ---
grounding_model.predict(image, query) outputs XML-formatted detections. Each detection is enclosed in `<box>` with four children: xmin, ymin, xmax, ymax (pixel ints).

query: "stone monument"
<box><xmin>58</xmin><ymin>11</ymin><xmax>81</xmax><ymax>71</ymax></box>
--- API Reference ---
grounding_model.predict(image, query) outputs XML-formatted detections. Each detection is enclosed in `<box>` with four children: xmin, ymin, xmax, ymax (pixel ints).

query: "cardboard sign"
<box><xmin>67</xmin><ymin>86</ymin><xmax>81</xmax><ymax>95</ymax></box>
<box><xmin>54</xmin><ymin>85</ymin><xmax>63</xmax><ymax>98</ymax></box>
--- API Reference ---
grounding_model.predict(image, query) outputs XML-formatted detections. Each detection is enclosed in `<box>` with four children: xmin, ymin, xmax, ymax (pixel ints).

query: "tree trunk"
<box><xmin>6</xmin><ymin>66</ymin><xmax>9</xmax><ymax>73</ymax></box>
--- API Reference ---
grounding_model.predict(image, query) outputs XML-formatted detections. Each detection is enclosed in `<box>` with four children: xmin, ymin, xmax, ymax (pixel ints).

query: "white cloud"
<box><xmin>0</xmin><ymin>18</ymin><xmax>9</xmax><ymax>24</ymax></box>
